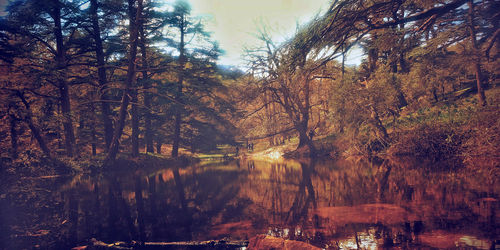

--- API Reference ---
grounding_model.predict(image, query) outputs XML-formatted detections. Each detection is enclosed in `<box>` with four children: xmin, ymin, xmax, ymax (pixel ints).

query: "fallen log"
<box><xmin>74</xmin><ymin>238</ymin><xmax>249</xmax><ymax>250</ymax></box>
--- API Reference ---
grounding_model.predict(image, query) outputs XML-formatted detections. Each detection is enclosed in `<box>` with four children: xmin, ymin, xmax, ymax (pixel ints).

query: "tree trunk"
<box><xmin>341</xmin><ymin>44</ymin><xmax>346</xmax><ymax>78</ymax></box>
<box><xmin>90</xmin><ymin>99</ymin><xmax>97</xmax><ymax>156</ymax></box>
<box><xmin>90</xmin><ymin>0</ymin><xmax>114</xmax><ymax>149</ymax></box>
<box><xmin>91</xmin><ymin>125</ymin><xmax>97</xmax><ymax>156</ymax></box>
<box><xmin>156</xmin><ymin>139</ymin><xmax>162</xmax><ymax>154</ymax></box>
<box><xmin>280</xmin><ymin>75</ymin><xmax>315</xmax><ymax>155</ymax></box>
<box><xmin>104</xmin><ymin>0</ymin><xmax>142</xmax><ymax>166</ymax></box>
<box><xmin>297</xmin><ymin>125</ymin><xmax>311</xmax><ymax>149</ymax></box>
<box><xmin>190</xmin><ymin>141</ymin><xmax>195</xmax><ymax>153</ymax></box>
<box><xmin>17</xmin><ymin>92</ymin><xmax>52</xmax><ymax>158</ymax></box>
<box><xmin>77</xmin><ymin>115</ymin><xmax>85</xmax><ymax>156</ymax></box>
<box><xmin>172</xmin><ymin>15</ymin><xmax>186</xmax><ymax>158</ymax></box>
<box><xmin>296</xmin><ymin>76</ymin><xmax>316</xmax><ymax>155</ymax></box>
<box><xmin>391</xmin><ymin>75</ymin><xmax>408</xmax><ymax>108</ymax></box>
<box><xmin>297</xmin><ymin>125</ymin><xmax>315</xmax><ymax>155</ymax></box>
<box><xmin>9</xmin><ymin>109</ymin><xmax>18</xmax><ymax>159</ymax></box>
<box><xmin>396</xmin><ymin>91</ymin><xmax>408</xmax><ymax>108</ymax></box>
<box><xmin>263</xmin><ymin>91</ymin><xmax>274</xmax><ymax>146</ymax></box>
<box><xmin>52</xmin><ymin>0</ymin><xmax>75</xmax><ymax>157</ymax></box>
<box><xmin>139</xmin><ymin>24</ymin><xmax>154</xmax><ymax>153</ymax></box>
<box><xmin>467</xmin><ymin>0</ymin><xmax>487</xmax><ymax>106</ymax></box>
<box><xmin>391</xmin><ymin>60</ymin><xmax>398</xmax><ymax>73</ymax></box>
<box><xmin>131</xmin><ymin>90</ymin><xmax>139</xmax><ymax>157</ymax></box>
<box><xmin>399</xmin><ymin>54</ymin><xmax>409</xmax><ymax>73</ymax></box>
<box><xmin>296</xmin><ymin>77</ymin><xmax>316</xmax><ymax>156</ymax></box>
<box><xmin>472</xmin><ymin>62</ymin><xmax>487</xmax><ymax>106</ymax></box>
<box><xmin>59</xmin><ymin>86</ymin><xmax>75</xmax><ymax>157</ymax></box>
<box><xmin>129</xmin><ymin>3</ymin><xmax>143</xmax><ymax>156</ymax></box>
<box><xmin>172</xmin><ymin>110</ymin><xmax>182</xmax><ymax>158</ymax></box>
<box><xmin>368</xmin><ymin>50</ymin><xmax>378</xmax><ymax>76</ymax></box>
<box><xmin>296</xmin><ymin>117</ymin><xmax>316</xmax><ymax>155</ymax></box>
<box><xmin>370</xmin><ymin>105</ymin><xmax>389</xmax><ymax>142</ymax></box>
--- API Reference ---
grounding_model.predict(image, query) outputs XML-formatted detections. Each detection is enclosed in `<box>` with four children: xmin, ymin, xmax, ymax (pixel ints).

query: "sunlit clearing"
<box><xmin>267</xmin><ymin>150</ymin><xmax>282</xmax><ymax>160</ymax></box>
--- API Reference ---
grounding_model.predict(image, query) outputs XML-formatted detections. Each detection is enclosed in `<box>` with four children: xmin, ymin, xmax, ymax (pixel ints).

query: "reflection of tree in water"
<box><xmin>171</xmin><ymin>167</ymin><xmax>190</xmax><ymax>240</ymax></box>
<box><xmin>3</xmin><ymin>158</ymin><xmax>498</xmax><ymax>249</ymax></box>
<box><xmin>372</xmin><ymin>158</ymin><xmax>395</xmax><ymax>247</ymax></box>
<box><xmin>116</xmin><ymin>165</ymin><xmax>246</xmax><ymax>242</ymax></box>
<box><xmin>251</xmin><ymin>157</ymin><xmax>498</xmax><ymax>248</ymax></box>
<box><xmin>105</xmin><ymin>175</ymin><xmax>138</xmax><ymax>241</ymax></box>
<box><xmin>31</xmin><ymin>164</ymin><xmax>248</xmax><ymax>245</ymax></box>
<box><xmin>269</xmin><ymin>162</ymin><xmax>285</xmax><ymax>223</ymax></box>
<box><xmin>286</xmin><ymin>159</ymin><xmax>319</xmax><ymax>239</ymax></box>
<box><xmin>149</xmin><ymin>166</ymin><xmax>248</xmax><ymax>241</ymax></box>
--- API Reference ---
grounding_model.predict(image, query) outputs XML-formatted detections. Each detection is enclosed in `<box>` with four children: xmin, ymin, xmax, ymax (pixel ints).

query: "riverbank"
<box><xmin>0</xmin><ymin>153</ymin><xmax>200</xmax><ymax>184</ymax></box>
<box><xmin>1</xmin><ymin>88</ymin><xmax>497</xmax><ymax>182</ymax></box>
<box><xmin>388</xmin><ymin>88</ymin><xmax>499</xmax><ymax>169</ymax></box>
<box><xmin>238</xmin><ymin>87</ymin><xmax>499</xmax><ymax>172</ymax></box>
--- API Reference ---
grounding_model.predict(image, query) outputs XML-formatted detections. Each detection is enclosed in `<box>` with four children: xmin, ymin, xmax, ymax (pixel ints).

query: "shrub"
<box><xmin>388</xmin><ymin>122</ymin><xmax>463</xmax><ymax>161</ymax></box>
<box><xmin>460</xmin><ymin>108</ymin><xmax>500</xmax><ymax>169</ymax></box>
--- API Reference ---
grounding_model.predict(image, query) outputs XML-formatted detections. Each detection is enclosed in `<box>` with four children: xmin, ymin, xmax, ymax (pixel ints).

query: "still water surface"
<box><xmin>1</xmin><ymin>157</ymin><xmax>499</xmax><ymax>249</ymax></box>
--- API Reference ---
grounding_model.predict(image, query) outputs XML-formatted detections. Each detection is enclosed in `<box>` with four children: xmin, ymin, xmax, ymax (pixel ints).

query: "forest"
<box><xmin>0</xmin><ymin>0</ymin><xmax>498</xmax><ymax>167</ymax></box>
<box><xmin>0</xmin><ymin>0</ymin><xmax>499</xmax><ymax>249</ymax></box>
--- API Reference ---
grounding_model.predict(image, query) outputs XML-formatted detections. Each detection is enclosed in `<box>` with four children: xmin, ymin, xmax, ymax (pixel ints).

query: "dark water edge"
<box><xmin>1</xmin><ymin>157</ymin><xmax>499</xmax><ymax>249</ymax></box>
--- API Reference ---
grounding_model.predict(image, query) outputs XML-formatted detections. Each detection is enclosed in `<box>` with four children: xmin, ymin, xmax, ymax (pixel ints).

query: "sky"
<box><xmin>163</xmin><ymin>0</ymin><xmax>337</xmax><ymax>67</ymax></box>
<box><xmin>0</xmin><ymin>0</ymin><xmax>7</xmax><ymax>16</ymax></box>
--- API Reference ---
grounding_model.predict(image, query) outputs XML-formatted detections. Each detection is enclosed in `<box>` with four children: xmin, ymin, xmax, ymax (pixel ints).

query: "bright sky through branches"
<box><xmin>163</xmin><ymin>0</ymin><xmax>335</xmax><ymax>67</ymax></box>
<box><xmin>0</xmin><ymin>0</ymin><xmax>364</xmax><ymax>67</ymax></box>
<box><xmin>0</xmin><ymin>0</ymin><xmax>8</xmax><ymax>16</ymax></box>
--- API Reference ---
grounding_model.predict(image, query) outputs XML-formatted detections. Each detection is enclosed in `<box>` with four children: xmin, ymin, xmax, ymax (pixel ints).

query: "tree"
<box><xmin>4</xmin><ymin>0</ymin><xmax>90</xmax><ymax>156</ymax></box>
<box><xmin>104</xmin><ymin>0</ymin><xmax>142</xmax><ymax>166</ymax></box>
<box><xmin>314</xmin><ymin>0</ymin><xmax>498</xmax><ymax>106</ymax></box>
<box><xmin>163</xmin><ymin>0</ymin><xmax>235</xmax><ymax>157</ymax></box>
<box><xmin>139</xmin><ymin>6</ymin><xmax>153</xmax><ymax>153</ymax></box>
<box><xmin>244</xmin><ymin>25</ymin><xmax>345</xmax><ymax>154</ymax></box>
<box><xmin>165</xmin><ymin>0</ymin><xmax>189</xmax><ymax>158</ymax></box>
<box><xmin>137</xmin><ymin>0</ymin><xmax>169</xmax><ymax>153</ymax></box>
<box><xmin>88</xmin><ymin>0</ymin><xmax>120</xmax><ymax>149</ymax></box>
<box><xmin>15</xmin><ymin>90</ymin><xmax>53</xmax><ymax>158</ymax></box>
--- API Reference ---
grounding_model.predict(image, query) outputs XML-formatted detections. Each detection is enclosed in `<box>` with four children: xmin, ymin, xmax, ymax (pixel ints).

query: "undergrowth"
<box><xmin>336</xmin><ymin>87</ymin><xmax>500</xmax><ymax>169</ymax></box>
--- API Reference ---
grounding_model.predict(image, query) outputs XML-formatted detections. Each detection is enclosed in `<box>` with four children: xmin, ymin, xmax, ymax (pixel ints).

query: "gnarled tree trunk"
<box><xmin>17</xmin><ymin>92</ymin><xmax>52</xmax><ymax>158</ymax></box>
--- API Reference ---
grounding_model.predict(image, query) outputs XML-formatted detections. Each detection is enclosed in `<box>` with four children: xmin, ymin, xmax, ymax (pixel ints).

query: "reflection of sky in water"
<box><xmin>335</xmin><ymin>228</ymin><xmax>493</xmax><ymax>250</ymax></box>
<box><xmin>457</xmin><ymin>236</ymin><xmax>491</xmax><ymax>249</ymax></box>
<box><xmin>338</xmin><ymin>230</ymin><xmax>378</xmax><ymax>249</ymax></box>
<box><xmin>457</xmin><ymin>235</ymin><xmax>492</xmax><ymax>249</ymax></box>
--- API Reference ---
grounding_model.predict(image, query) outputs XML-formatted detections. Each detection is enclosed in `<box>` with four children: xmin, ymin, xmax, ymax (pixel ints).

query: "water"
<box><xmin>1</xmin><ymin>157</ymin><xmax>499</xmax><ymax>249</ymax></box>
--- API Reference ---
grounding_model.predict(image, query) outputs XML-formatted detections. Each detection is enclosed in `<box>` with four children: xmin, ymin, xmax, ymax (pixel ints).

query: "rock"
<box><xmin>248</xmin><ymin>235</ymin><xmax>320</xmax><ymax>250</ymax></box>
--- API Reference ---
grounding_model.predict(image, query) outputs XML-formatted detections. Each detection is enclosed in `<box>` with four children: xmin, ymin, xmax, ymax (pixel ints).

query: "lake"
<box><xmin>1</xmin><ymin>157</ymin><xmax>498</xmax><ymax>249</ymax></box>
